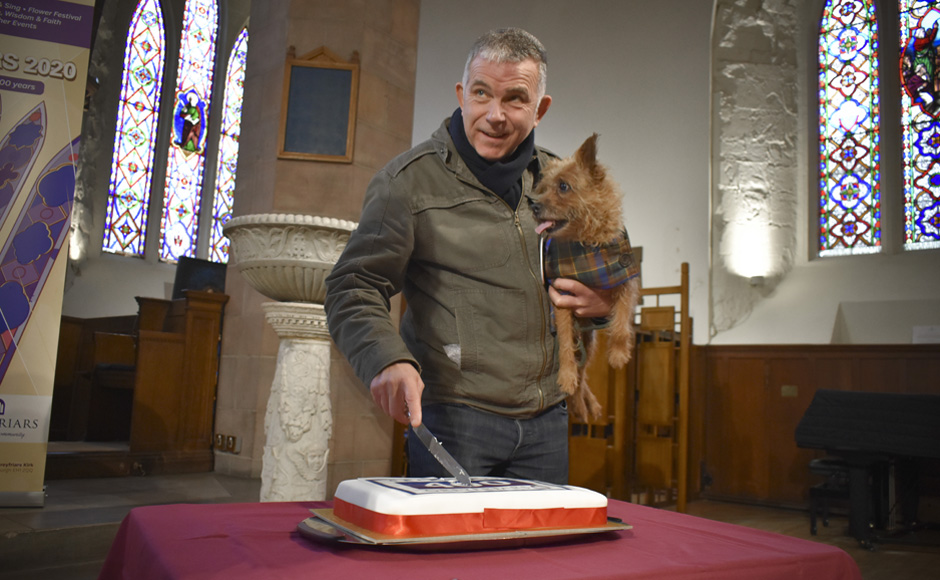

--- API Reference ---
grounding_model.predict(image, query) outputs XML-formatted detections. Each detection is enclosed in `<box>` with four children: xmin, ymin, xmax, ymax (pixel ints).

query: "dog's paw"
<box><xmin>586</xmin><ymin>393</ymin><xmax>602</xmax><ymax>419</ymax></box>
<box><xmin>568</xmin><ymin>393</ymin><xmax>589</xmax><ymax>422</ymax></box>
<box><xmin>569</xmin><ymin>384</ymin><xmax>602</xmax><ymax>421</ymax></box>
<box><xmin>607</xmin><ymin>346</ymin><xmax>632</xmax><ymax>368</ymax></box>
<box><xmin>558</xmin><ymin>365</ymin><xmax>579</xmax><ymax>395</ymax></box>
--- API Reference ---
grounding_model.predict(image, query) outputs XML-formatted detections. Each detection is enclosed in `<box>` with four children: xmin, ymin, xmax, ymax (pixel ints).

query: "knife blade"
<box><xmin>412</xmin><ymin>423</ymin><xmax>472</xmax><ymax>486</ymax></box>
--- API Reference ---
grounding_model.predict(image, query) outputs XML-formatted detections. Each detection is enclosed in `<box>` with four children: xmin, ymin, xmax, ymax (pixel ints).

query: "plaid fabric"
<box><xmin>544</xmin><ymin>230</ymin><xmax>639</xmax><ymax>289</ymax></box>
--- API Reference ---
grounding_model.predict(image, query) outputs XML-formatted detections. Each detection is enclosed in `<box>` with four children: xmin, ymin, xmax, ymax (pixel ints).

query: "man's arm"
<box><xmin>324</xmin><ymin>169</ymin><xmax>421</xmax><ymax>423</ymax></box>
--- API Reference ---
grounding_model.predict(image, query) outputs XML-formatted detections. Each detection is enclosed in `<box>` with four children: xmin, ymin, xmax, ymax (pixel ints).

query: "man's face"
<box><xmin>456</xmin><ymin>57</ymin><xmax>551</xmax><ymax>161</ymax></box>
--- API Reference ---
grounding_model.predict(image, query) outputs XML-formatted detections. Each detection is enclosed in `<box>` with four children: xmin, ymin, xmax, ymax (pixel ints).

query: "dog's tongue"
<box><xmin>535</xmin><ymin>221</ymin><xmax>554</xmax><ymax>235</ymax></box>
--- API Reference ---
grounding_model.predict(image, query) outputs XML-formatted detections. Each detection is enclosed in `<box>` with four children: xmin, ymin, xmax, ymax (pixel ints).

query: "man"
<box><xmin>324</xmin><ymin>28</ymin><xmax>612</xmax><ymax>484</ymax></box>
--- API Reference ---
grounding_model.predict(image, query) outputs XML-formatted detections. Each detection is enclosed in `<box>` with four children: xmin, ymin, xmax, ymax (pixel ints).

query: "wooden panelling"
<box><xmin>48</xmin><ymin>291</ymin><xmax>227</xmax><ymax>479</ymax></box>
<box><xmin>52</xmin><ymin>315</ymin><xmax>137</xmax><ymax>441</ymax></box>
<box><xmin>700</xmin><ymin>344</ymin><xmax>940</xmax><ymax>507</ymax></box>
<box><xmin>765</xmin><ymin>357</ymin><xmax>818</xmax><ymax>504</ymax></box>
<box><xmin>687</xmin><ymin>345</ymin><xmax>707</xmax><ymax>498</ymax></box>
<box><xmin>129</xmin><ymin>291</ymin><xmax>228</xmax><ymax>457</ymax></box>
<box><xmin>129</xmin><ymin>331</ymin><xmax>186</xmax><ymax>452</ymax></box>
<box><xmin>136</xmin><ymin>297</ymin><xmax>172</xmax><ymax>331</ymax></box>
<box><xmin>177</xmin><ymin>296</ymin><xmax>228</xmax><ymax>452</ymax></box>
<box><xmin>50</xmin><ymin>318</ymin><xmax>84</xmax><ymax>441</ymax></box>
<box><xmin>707</xmin><ymin>357</ymin><xmax>767</xmax><ymax>499</ymax></box>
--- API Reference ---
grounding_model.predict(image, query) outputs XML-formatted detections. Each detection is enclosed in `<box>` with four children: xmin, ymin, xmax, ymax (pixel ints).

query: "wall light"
<box><xmin>720</xmin><ymin>220</ymin><xmax>776</xmax><ymax>279</ymax></box>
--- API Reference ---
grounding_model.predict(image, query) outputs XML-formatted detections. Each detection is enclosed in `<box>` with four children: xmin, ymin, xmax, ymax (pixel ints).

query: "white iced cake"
<box><xmin>332</xmin><ymin>477</ymin><xmax>608</xmax><ymax>537</ymax></box>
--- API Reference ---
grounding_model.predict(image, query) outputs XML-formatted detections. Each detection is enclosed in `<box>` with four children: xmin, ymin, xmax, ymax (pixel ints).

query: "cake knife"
<box><xmin>411</xmin><ymin>423</ymin><xmax>473</xmax><ymax>486</ymax></box>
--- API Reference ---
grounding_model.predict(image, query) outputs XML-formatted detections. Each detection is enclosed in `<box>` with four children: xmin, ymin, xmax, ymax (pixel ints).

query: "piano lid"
<box><xmin>795</xmin><ymin>389</ymin><xmax>940</xmax><ymax>459</ymax></box>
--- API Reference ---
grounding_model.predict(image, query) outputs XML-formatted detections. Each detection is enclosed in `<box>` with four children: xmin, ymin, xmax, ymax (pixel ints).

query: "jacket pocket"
<box><xmin>453</xmin><ymin>288</ymin><xmax>529</xmax><ymax>379</ymax></box>
<box><xmin>415</xmin><ymin>200</ymin><xmax>512</xmax><ymax>273</ymax></box>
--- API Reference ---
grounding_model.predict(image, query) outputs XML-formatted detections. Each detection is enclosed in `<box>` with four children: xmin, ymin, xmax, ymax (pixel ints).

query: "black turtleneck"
<box><xmin>448</xmin><ymin>108</ymin><xmax>536</xmax><ymax>209</ymax></box>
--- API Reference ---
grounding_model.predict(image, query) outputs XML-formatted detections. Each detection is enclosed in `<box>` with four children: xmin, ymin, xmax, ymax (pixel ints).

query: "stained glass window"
<box><xmin>159</xmin><ymin>0</ymin><xmax>219</xmax><ymax>262</ymax></box>
<box><xmin>208</xmin><ymin>27</ymin><xmax>249</xmax><ymax>264</ymax></box>
<box><xmin>900</xmin><ymin>1</ymin><xmax>940</xmax><ymax>250</ymax></box>
<box><xmin>819</xmin><ymin>0</ymin><xmax>881</xmax><ymax>257</ymax></box>
<box><xmin>103</xmin><ymin>0</ymin><xmax>166</xmax><ymax>257</ymax></box>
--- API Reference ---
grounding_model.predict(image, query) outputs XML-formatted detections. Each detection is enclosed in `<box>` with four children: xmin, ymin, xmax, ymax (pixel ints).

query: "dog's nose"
<box><xmin>525</xmin><ymin>195</ymin><xmax>540</xmax><ymax>213</ymax></box>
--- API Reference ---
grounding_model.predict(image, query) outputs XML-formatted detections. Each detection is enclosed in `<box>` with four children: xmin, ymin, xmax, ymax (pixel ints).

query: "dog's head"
<box><xmin>527</xmin><ymin>133</ymin><xmax>623</xmax><ymax>245</ymax></box>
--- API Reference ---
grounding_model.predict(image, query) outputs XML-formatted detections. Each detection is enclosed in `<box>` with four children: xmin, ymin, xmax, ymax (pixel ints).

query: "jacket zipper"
<box><xmin>454</xmin><ymin>165</ymin><xmax>552</xmax><ymax>414</ymax></box>
<box><xmin>513</xmin><ymin>210</ymin><xmax>550</xmax><ymax>413</ymax></box>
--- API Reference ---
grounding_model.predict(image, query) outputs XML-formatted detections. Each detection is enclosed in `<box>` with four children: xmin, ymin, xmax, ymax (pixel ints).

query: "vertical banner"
<box><xmin>0</xmin><ymin>0</ymin><xmax>93</xmax><ymax>506</ymax></box>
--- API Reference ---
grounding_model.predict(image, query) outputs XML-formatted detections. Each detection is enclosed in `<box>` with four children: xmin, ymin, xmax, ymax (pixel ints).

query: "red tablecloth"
<box><xmin>98</xmin><ymin>499</ymin><xmax>861</xmax><ymax>580</ymax></box>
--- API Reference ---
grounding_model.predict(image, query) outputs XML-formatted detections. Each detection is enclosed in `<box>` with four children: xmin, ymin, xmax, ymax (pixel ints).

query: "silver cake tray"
<box><xmin>297</xmin><ymin>508</ymin><xmax>631</xmax><ymax>550</ymax></box>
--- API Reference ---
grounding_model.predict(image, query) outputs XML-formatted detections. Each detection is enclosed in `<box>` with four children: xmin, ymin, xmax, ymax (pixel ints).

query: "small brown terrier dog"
<box><xmin>528</xmin><ymin>133</ymin><xmax>640</xmax><ymax>421</ymax></box>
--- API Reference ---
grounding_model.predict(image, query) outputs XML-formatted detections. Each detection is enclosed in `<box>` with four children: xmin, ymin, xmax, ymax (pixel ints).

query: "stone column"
<box><xmin>260</xmin><ymin>302</ymin><xmax>332</xmax><ymax>501</ymax></box>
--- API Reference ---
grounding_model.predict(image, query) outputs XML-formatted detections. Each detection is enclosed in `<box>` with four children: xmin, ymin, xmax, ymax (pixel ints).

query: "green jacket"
<box><xmin>324</xmin><ymin>119</ymin><xmax>563</xmax><ymax>417</ymax></box>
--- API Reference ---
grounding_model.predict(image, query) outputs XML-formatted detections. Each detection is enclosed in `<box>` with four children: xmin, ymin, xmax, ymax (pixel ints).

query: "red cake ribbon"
<box><xmin>334</xmin><ymin>499</ymin><xmax>606</xmax><ymax>537</ymax></box>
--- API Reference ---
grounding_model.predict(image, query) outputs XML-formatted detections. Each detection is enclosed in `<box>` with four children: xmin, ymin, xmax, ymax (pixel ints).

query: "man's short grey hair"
<box><xmin>463</xmin><ymin>28</ymin><xmax>548</xmax><ymax>98</ymax></box>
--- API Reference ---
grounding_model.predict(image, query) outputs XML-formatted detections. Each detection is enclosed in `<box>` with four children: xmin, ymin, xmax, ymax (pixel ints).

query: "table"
<box><xmin>98</xmin><ymin>499</ymin><xmax>861</xmax><ymax>580</ymax></box>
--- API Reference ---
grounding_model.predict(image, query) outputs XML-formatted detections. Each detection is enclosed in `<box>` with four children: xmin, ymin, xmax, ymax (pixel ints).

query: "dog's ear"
<box><xmin>576</xmin><ymin>133</ymin><xmax>605</xmax><ymax>181</ymax></box>
<box><xmin>576</xmin><ymin>133</ymin><xmax>598</xmax><ymax>167</ymax></box>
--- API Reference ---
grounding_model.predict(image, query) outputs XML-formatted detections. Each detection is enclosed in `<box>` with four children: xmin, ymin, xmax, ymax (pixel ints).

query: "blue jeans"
<box><xmin>407</xmin><ymin>402</ymin><xmax>569</xmax><ymax>484</ymax></box>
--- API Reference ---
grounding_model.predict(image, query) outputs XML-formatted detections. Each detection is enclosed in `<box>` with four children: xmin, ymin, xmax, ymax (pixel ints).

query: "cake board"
<box><xmin>298</xmin><ymin>508</ymin><xmax>632</xmax><ymax>551</ymax></box>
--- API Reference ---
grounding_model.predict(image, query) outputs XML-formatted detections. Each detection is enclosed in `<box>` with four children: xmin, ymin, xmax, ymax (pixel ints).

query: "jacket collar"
<box><xmin>431</xmin><ymin>118</ymin><xmax>550</xmax><ymax>194</ymax></box>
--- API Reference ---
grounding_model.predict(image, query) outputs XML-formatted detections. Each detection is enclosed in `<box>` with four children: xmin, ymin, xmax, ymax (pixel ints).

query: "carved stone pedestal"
<box><xmin>259</xmin><ymin>302</ymin><xmax>332</xmax><ymax>501</ymax></box>
<box><xmin>223</xmin><ymin>213</ymin><xmax>356</xmax><ymax>501</ymax></box>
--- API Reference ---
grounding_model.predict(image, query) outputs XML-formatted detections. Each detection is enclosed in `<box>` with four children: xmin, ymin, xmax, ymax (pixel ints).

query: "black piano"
<box><xmin>795</xmin><ymin>389</ymin><xmax>940</xmax><ymax>547</ymax></box>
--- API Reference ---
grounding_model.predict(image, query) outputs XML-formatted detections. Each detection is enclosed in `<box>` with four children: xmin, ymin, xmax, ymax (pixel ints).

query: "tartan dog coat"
<box><xmin>543</xmin><ymin>230</ymin><xmax>639</xmax><ymax>289</ymax></box>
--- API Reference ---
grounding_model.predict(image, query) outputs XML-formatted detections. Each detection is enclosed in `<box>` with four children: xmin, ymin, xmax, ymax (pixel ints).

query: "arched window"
<box><xmin>899</xmin><ymin>0</ymin><xmax>940</xmax><ymax>250</ymax></box>
<box><xmin>159</xmin><ymin>0</ymin><xmax>219</xmax><ymax>262</ymax></box>
<box><xmin>103</xmin><ymin>0</ymin><xmax>245</xmax><ymax>264</ymax></box>
<box><xmin>818</xmin><ymin>0</ymin><xmax>881</xmax><ymax>256</ymax></box>
<box><xmin>103</xmin><ymin>0</ymin><xmax>166</xmax><ymax>257</ymax></box>
<box><xmin>208</xmin><ymin>27</ymin><xmax>249</xmax><ymax>263</ymax></box>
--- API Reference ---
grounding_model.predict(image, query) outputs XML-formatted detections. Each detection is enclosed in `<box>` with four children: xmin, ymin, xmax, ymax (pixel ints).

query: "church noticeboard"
<box><xmin>278</xmin><ymin>46</ymin><xmax>359</xmax><ymax>163</ymax></box>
